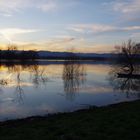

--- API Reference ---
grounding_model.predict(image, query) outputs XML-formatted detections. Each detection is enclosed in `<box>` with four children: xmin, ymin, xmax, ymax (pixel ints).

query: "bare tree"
<box><xmin>7</xmin><ymin>44</ymin><xmax>17</xmax><ymax>51</ymax></box>
<box><xmin>62</xmin><ymin>50</ymin><xmax>86</xmax><ymax>100</ymax></box>
<box><xmin>115</xmin><ymin>40</ymin><xmax>140</xmax><ymax>76</ymax></box>
<box><xmin>107</xmin><ymin>40</ymin><xmax>140</xmax><ymax>97</ymax></box>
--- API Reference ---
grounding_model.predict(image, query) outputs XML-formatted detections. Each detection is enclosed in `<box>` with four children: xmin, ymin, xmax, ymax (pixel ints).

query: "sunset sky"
<box><xmin>0</xmin><ymin>0</ymin><xmax>140</xmax><ymax>53</ymax></box>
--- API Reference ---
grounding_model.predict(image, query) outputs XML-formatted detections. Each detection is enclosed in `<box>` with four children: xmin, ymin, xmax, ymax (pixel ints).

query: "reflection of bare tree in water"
<box><xmin>108</xmin><ymin>40</ymin><xmax>140</xmax><ymax>98</ymax></box>
<box><xmin>62</xmin><ymin>54</ymin><xmax>86</xmax><ymax>100</ymax></box>
<box><xmin>0</xmin><ymin>63</ymin><xmax>48</xmax><ymax>103</ymax></box>
<box><xmin>14</xmin><ymin>71</ymin><xmax>24</xmax><ymax>104</ymax></box>
<box><xmin>108</xmin><ymin>67</ymin><xmax>140</xmax><ymax>98</ymax></box>
<box><xmin>29</xmin><ymin>64</ymin><xmax>48</xmax><ymax>88</ymax></box>
<box><xmin>2</xmin><ymin>65</ymin><xmax>25</xmax><ymax>104</ymax></box>
<box><xmin>0</xmin><ymin>67</ymin><xmax>11</xmax><ymax>95</ymax></box>
<box><xmin>0</xmin><ymin>79</ymin><xmax>7</xmax><ymax>94</ymax></box>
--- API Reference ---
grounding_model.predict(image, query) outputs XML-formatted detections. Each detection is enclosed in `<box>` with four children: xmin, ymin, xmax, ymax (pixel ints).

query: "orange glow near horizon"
<box><xmin>0</xmin><ymin>42</ymin><xmax>115</xmax><ymax>53</ymax></box>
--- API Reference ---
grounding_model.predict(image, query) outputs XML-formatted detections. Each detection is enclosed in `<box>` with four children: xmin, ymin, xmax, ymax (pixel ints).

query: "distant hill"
<box><xmin>37</xmin><ymin>51</ymin><xmax>115</xmax><ymax>60</ymax></box>
<box><xmin>1</xmin><ymin>50</ymin><xmax>139</xmax><ymax>61</ymax></box>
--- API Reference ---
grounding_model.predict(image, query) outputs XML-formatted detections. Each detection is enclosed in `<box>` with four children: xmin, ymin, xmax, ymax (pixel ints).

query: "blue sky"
<box><xmin>0</xmin><ymin>0</ymin><xmax>140</xmax><ymax>52</ymax></box>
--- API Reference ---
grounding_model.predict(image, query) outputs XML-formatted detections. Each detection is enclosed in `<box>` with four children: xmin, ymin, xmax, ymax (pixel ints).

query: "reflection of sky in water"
<box><xmin>0</xmin><ymin>63</ymin><xmax>139</xmax><ymax>121</ymax></box>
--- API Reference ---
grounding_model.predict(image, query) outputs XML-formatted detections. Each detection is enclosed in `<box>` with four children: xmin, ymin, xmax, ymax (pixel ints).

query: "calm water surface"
<box><xmin>0</xmin><ymin>61</ymin><xmax>139</xmax><ymax>121</ymax></box>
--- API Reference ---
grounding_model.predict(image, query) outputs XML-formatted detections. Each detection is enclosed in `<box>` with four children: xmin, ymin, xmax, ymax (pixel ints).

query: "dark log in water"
<box><xmin>117</xmin><ymin>73</ymin><xmax>140</xmax><ymax>79</ymax></box>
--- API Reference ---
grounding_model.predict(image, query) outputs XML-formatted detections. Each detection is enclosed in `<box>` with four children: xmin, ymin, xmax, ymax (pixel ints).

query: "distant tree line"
<box><xmin>0</xmin><ymin>44</ymin><xmax>39</xmax><ymax>61</ymax></box>
<box><xmin>0</xmin><ymin>41</ymin><xmax>139</xmax><ymax>61</ymax></box>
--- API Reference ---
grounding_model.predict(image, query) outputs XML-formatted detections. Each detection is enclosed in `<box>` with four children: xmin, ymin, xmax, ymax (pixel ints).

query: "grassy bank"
<box><xmin>0</xmin><ymin>100</ymin><xmax>140</xmax><ymax>140</ymax></box>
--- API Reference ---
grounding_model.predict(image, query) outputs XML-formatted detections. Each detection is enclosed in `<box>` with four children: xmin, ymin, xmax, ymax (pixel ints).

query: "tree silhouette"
<box><xmin>62</xmin><ymin>51</ymin><xmax>86</xmax><ymax>100</ymax></box>
<box><xmin>114</xmin><ymin>40</ymin><xmax>140</xmax><ymax>76</ymax></box>
<box><xmin>108</xmin><ymin>40</ymin><xmax>140</xmax><ymax>97</ymax></box>
<box><xmin>0</xmin><ymin>44</ymin><xmax>39</xmax><ymax>60</ymax></box>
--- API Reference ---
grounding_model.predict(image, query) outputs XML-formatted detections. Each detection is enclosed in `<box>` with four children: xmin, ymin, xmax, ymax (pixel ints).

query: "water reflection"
<box><xmin>108</xmin><ymin>64</ymin><xmax>140</xmax><ymax>98</ymax></box>
<box><xmin>0</xmin><ymin>62</ymin><xmax>87</xmax><ymax>102</ymax></box>
<box><xmin>1</xmin><ymin>62</ymin><xmax>140</xmax><ymax>121</ymax></box>
<box><xmin>29</xmin><ymin>64</ymin><xmax>48</xmax><ymax>88</ymax></box>
<box><xmin>0</xmin><ymin>63</ymin><xmax>48</xmax><ymax>103</ymax></box>
<box><xmin>62</xmin><ymin>60</ymin><xmax>86</xmax><ymax>100</ymax></box>
<box><xmin>14</xmin><ymin>70</ymin><xmax>24</xmax><ymax>104</ymax></box>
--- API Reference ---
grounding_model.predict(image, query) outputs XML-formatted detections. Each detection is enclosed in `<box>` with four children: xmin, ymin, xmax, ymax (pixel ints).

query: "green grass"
<box><xmin>0</xmin><ymin>100</ymin><xmax>140</xmax><ymax>140</ymax></box>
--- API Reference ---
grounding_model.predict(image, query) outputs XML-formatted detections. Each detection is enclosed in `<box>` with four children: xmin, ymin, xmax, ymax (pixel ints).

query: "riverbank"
<box><xmin>0</xmin><ymin>100</ymin><xmax>140</xmax><ymax>140</ymax></box>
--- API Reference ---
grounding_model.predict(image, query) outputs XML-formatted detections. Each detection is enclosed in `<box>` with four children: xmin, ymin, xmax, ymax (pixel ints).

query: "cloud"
<box><xmin>123</xmin><ymin>26</ymin><xmax>140</xmax><ymax>31</ymax></box>
<box><xmin>39</xmin><ymin>1</ymin><xmax>57</xmax><ymax>12</ymax></box>
<box><xmin>130</xmin><ymin>32</ymin><xmax>140</xmax><ymax>38</ymax></box>
<box><xmin>113</xmin><ymin>0</ymin><xmax>140</xmax><ymax>14</ymax></box>
<box><xmin>103</xmin><ymin>0</ymin><xmax>140</xmax><ymax>23</ymax></box>
<box><xmin>0</xmin><ymin>0</ymin><xmax>79</xmax><ymax>16</ymax></box>
<box><xmin>0</xmin><ymin>28</ymin><xmax>41</xmax><ymax>42</ymax></box>
<box><xmin>0</xmin><ymin>0</ymin><xmax>28</xmax><ymax>16</ymax></box>
<box><xmin>0</xmin><ymin>28</ymin><xmax>39</xmax><ymax>35</ymax></box>
<box><xmin>0</xmin><ymin>0</ymin><xmax>58</xmax><ymax>16</ymax></box>
<box><xmin>68</xmin><ymin>27</ymin><xmax>85</xmax><ymax>33</ymax></box>
<box><xmin>68</xmin><ymin>24</ymin><xmax>140</xmax><ymax>34</ymax></box>
<box><xmin>12</xmin><ymin>36</ymin><xmax>76</xmax><ymax>50</ymax></box>
<box><xmin>10</xmin><ymin>36</ymin><xmax>76</xmax><ymax>51</ymax></box>
<box><xmin>68</xmin><ymin>24</ymin><xmax>117</xmax><ymax>34</ymax></box>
